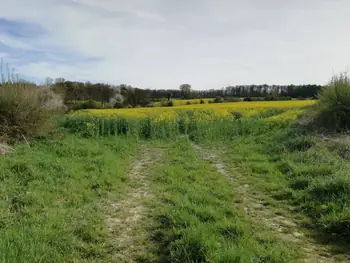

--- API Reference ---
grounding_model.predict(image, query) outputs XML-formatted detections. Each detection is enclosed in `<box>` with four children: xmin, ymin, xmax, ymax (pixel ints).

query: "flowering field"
<box><xmin>75</xmin><ymin>100</ymin><xmax>314</xmax><ymax>119</ymax></box>
<box><xmin>63</xmin><ymin>100</ymin><xmax>315</xmax><ymax>139</ymax></box>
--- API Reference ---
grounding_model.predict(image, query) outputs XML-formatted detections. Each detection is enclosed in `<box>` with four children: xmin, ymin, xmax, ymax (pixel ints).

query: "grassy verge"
<box><xmin>0</xmin><ymin>134</ymin><xmax>138</xmax><ymax>262</ymax></box>
<box><xmin>205</xmin><ymin>120</ymin><xmax>350</xmax><ymax>245</ymax></box>
<box><xmin>148</xmin><ymin>138</ymin><xmax>299</xmax><ymax>263</ymax></box>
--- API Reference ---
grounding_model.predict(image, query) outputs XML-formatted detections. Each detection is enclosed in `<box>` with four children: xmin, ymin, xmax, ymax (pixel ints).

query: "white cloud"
<box><xmin>0</xmin><ymin>0</ymin><xmax>349</xmax><ymax>89</ymax></box>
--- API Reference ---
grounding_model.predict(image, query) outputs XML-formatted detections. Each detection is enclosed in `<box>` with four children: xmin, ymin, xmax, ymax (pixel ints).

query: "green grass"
<box><xmin>0</xmin><ymin>134</ymin><xmax>138</xmax><ymax>262</ymax></box>
<box><xmin>148</xmin><ymin>138</ymin><xmax>299</xmax><ymax>263</ymax></box>
<box><xmin>3</xmin><ymin>102</ymin><xmax>350</xmax><ymax>261</ymax></box>
<box><xmin>204</xmin><ymin>121</ymin><xmax>350</xmax><ymax>244</ymax></box>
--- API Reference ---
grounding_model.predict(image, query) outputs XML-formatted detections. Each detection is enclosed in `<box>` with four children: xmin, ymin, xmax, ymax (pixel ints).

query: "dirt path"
<box><xmin>105</xmin><ymin>145</ymin><xmax>162</xmax><ymax>263</ymax></box>
<box><xmin>191</xmin><ymin>143</ymin><xmax>350</xmax><ymax>263</ymax></box>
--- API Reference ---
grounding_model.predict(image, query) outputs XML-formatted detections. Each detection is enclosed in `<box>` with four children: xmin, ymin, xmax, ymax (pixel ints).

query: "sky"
<box><xmin>0</xmin><ymin>0</ymin><xmax>349</xmax><ymax>89</ymax></box>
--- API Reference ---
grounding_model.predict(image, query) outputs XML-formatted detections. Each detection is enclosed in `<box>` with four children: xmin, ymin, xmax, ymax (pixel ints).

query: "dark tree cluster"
<box><xmin>51</xmin><ymin>78</ymin><xmax>118</xmax><ymax>105</ymax></box>
<box><xmin>50</xmin><ymin>77</ymin><xmax>322</xmax><ymax>109</ymax></box>
<box><xmin>148</xmin><ymin>84</ymin><xmax>322</xmax><ymax>100</ymax></box>
<box><xmin>50</xmin><ymin>79</ymin><xmax>152</xmax><ymax>109</ymax></box>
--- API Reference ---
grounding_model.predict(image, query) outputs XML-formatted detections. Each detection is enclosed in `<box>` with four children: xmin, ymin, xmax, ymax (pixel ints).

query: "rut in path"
<box><xmin>105</xmin><ymin>145</ymin><xmax>162</xmax><ymax>263</ymax></box>
<box><xmin>191</xmin><ymin>143</ymin><xmax>350</xmax><ymax>263</ymax></box>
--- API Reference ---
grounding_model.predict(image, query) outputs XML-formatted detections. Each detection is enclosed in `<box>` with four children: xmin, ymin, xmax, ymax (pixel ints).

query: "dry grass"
<box><xmin>0</xmin><ymin>142</ymin><xmax>13</xmax><ymax>155</ymax></box>
<box><xmin>0</xmin><ymin>64</ymin><xmax>63</xmax><ymax>141</ymax></box>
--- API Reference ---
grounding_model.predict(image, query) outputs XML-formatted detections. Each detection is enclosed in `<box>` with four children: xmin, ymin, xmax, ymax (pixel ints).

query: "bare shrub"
<box><xmin>0</xmin><ymin>62</ymin><xmax>62</xmax><ymax>141</ymax></box>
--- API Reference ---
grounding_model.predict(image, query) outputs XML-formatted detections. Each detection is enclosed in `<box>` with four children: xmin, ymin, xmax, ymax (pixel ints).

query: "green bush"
<box><xmin>213</xmin><ymin>96</ymin><xmax>224</xmax><ymax>103</ymax></box>
<box><xmin>200</xmin><ymin>99</ymin><xmax>205</xmax><ymax>104</ymax></box>
<box><xmin>69</xmin><ymin>100</ymin><xmax>102</xmax><ymax>110</ymax></box>
<box><xmin>312</xmin><ymin>72</ymin><xmax>350</xmax><ymax>131</ymax></box>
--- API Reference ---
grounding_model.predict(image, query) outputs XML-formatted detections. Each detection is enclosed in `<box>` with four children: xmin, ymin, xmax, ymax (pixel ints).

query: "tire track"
<box><xmin>105</xmin><ymin>145</ymin><xmax>163</xmax><ymax>263</ymax></box>
<box><xmin>191</xmin><ymin>142</ymin><xmax>349</xmax><ymax>263</ymax></box>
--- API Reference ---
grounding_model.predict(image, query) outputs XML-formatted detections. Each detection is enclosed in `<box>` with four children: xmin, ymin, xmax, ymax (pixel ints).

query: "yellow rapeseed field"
<box><xmin>65</xmin><ymin>100</ymin><xmax>316</xmax><ymax>138</ymax></box>
<box><xmin>75</xmin><ymin>100</ymin><xmax>315</xmax><ymax>121</ymax></box>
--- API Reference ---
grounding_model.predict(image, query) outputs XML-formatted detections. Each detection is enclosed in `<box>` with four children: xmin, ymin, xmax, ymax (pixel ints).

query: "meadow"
<box><xmin>2</xmin><ymin>96</ymin><xmax>350</xmax><ymax>262</ymax></box>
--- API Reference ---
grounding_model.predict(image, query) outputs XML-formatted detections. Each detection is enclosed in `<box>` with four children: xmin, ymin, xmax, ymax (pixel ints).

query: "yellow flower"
<box><xmin>73</xmin><ymin>100</ymin><xmax>314</xmax><ymax>123</ymax></box>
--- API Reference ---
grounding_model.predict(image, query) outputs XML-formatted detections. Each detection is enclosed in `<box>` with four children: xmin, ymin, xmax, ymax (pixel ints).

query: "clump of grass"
<box><xmin>309</xmin><ymin>71</ymin><xmax>350</xmax><ymax>131</ymax></box>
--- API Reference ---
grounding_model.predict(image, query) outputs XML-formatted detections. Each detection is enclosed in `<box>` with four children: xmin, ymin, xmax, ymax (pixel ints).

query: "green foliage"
<box><xmin>68</xmin><ymin>100</ymin><xmax>103</xmax><ymax>110</ymax></box>
<box><xmin>179</xmin><ymin>84</ymin><xmax>192</xmax><ymax>99</ymax></box>
<box><xmin>121</xmin><ymin>86</ymin><xmax>151</xmax><ymax>107</ymax></box>
<box><xmin>312</xmin><ymin>72</ymin><xmax>350</xmax><ymax>131</ymax></box>
<box><xmin>52</xmin><ymin>79</ymin><xmax>117</xmax><ymax>104</ymax></box>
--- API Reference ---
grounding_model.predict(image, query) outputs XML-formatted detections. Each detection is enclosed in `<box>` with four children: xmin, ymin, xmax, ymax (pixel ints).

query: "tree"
<box><xmin>45</xmin><ymin>77</ymin><xmax>54</xmax><ymax>86</ymax></box>
<box><xmin>180</xmin><ymin>84</ymin><xmax>192</xmax><ymax>99</ymax></box>
<box><xmin>55</xmin><ymin>77</ymin><xmax>65</xmax><ymax>84</ymax></box>
<box><xmin>120</xmin><ymin>86</ymin><xmax>151</xmax><ymax>107</ymax></box>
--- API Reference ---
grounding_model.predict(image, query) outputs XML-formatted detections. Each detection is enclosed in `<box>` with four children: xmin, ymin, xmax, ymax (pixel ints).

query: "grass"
<box><xmin>0</xmin><ymin>134</ymin><xmax>301</xmax><ymax>263</ymax></box>
<box><xmin>148</xmin><ymin>138</ymin><xmax>299</xmax><ymax>263</ymax></box>
<box><xmin>0</xmin><ymin>134</ymin><xmax>138</xmax><ymax>262</ymax></box>
<box><xmin>204</xmin><ymin>120</ymin><xmax>350</xmax><ymax>245</ymax></box>
<box><xmin>60</xmin><ymin>98</ymin><xmax>350</xmax><ymax>245</ymax></box>
<box><xmin>2</xmin><ymin>92</ymin><xmax>350</xmax><ymax>262</ymax></box>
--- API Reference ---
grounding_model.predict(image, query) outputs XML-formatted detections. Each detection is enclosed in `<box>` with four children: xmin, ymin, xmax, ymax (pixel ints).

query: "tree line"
<box><xmin>47</xmin><ymin>77</ymin><xmax>322</xmax><ymax>109</ymax></box>
<box><xmin>151</xmin><ymin>84</ymin><xmax>322</xmax><ymax>100</ymax></box>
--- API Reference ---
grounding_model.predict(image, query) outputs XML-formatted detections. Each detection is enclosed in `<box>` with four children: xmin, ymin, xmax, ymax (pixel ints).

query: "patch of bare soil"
<box><xmin>191</xmin><ymin>143</ymin><xmax>350</xmax><ymax>263</ymax></box>
<box><xmin>106</xmin><ymin>145</ymin><xmax>163</xmax><ymax>263</ymax></box>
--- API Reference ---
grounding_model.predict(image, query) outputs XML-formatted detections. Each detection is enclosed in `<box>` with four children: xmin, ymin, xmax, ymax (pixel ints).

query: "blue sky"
<box><xmin>0</xmin><ymin>0</ymin><xmax>350</xmax><ymax>89</ymax></box>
